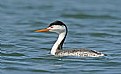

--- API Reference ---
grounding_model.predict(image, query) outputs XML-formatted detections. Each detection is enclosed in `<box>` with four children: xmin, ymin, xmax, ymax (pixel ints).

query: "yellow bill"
<box><xmin>35</xmin><ymin>28</ymin><xmax>49</xmax><ymax>32</ymax></box>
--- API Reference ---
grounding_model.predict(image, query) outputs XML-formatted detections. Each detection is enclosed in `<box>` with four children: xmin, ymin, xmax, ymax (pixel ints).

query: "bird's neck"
<box><xmin>51</xmin><ymin>32</ymin><xmax>66</xmax><ymax>55</ymax></box>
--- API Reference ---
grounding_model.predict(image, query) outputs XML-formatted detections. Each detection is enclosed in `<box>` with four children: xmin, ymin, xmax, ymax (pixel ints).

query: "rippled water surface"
<box><xmin>1</xmin><ymin>0</ymin><xmax>121</xmax><ymax>74</ymax></box>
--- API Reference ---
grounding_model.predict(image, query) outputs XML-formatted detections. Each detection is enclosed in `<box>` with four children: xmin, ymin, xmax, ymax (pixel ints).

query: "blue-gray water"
<box><xmin>0</xmin><ymin>0</ymin><xmax>121</xmax><ymax>74</ymax></box>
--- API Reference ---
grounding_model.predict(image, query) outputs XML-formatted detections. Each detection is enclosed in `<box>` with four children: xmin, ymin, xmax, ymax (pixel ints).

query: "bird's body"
<box><xmin>35</xmin><ymin>20</ymin><xmax>105</xmax><ymax>57</ymax></box>
<box><xmin>55</xmin><ymin>49</ymin><xmax>104</xmax><ymax>57</ymax></box>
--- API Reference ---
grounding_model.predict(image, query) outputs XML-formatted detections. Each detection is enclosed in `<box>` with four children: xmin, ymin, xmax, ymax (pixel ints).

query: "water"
<box><xmin>0</xmin><ymin>0</ymin><xmax>121</xmax><ymax>74</ymax></box>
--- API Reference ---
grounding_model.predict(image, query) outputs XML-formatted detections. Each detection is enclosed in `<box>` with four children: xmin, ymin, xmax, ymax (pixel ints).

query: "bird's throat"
<box><xmin>51</xmin><ymin>32</ymin><xmax>66</xmax><ymax>55</ymax></box>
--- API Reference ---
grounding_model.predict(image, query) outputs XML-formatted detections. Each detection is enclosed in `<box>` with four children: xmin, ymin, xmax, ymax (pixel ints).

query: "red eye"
<box><xmin>50</xmin><ymin>26</ymin><xmax>53</xmax><ymax>28</ymax></box>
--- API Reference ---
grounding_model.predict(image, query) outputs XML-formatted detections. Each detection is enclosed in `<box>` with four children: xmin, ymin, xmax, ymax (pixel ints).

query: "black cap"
<box><xmin>48</xmin><ymin>20</ymin><xmax>66</xmax><ymax>27</ymax></box>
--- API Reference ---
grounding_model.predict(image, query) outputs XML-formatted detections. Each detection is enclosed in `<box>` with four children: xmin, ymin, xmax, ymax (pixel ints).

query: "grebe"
<box><xmin>35</xmin><ymin>21</ymin><xmax>105</xmax><ymax>57</ymax></box>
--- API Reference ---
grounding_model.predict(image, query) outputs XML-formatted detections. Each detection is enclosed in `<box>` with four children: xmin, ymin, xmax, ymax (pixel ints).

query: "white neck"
<box><xmin>51</xmin><ymin>32</ymin><xmax>66</xmax><ymax>55</ymax></box>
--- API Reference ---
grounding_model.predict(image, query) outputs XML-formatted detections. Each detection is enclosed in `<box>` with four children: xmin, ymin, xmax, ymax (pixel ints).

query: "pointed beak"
<box><xmin>35</xmin><ymin>28</ymin><xmax>49</xmax><ymax>32</ymax></box>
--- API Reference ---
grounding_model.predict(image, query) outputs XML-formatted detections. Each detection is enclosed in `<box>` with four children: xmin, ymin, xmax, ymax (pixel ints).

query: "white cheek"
<box><xmin>48</xmin><ymin>26</ymin><xmax>65</xmax><ymax>33</ymax></box>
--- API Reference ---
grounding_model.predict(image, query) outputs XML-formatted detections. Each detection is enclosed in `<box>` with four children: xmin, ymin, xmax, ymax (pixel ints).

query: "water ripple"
<box><xmin>61</xmin><ymin>13</ymin><xmax>121</xmax><ymax>19</ymax></box>
<box><xmin>1</xmin><ymin>0</ymin><xmax>121</xmax><ymax>74</ymax></box>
